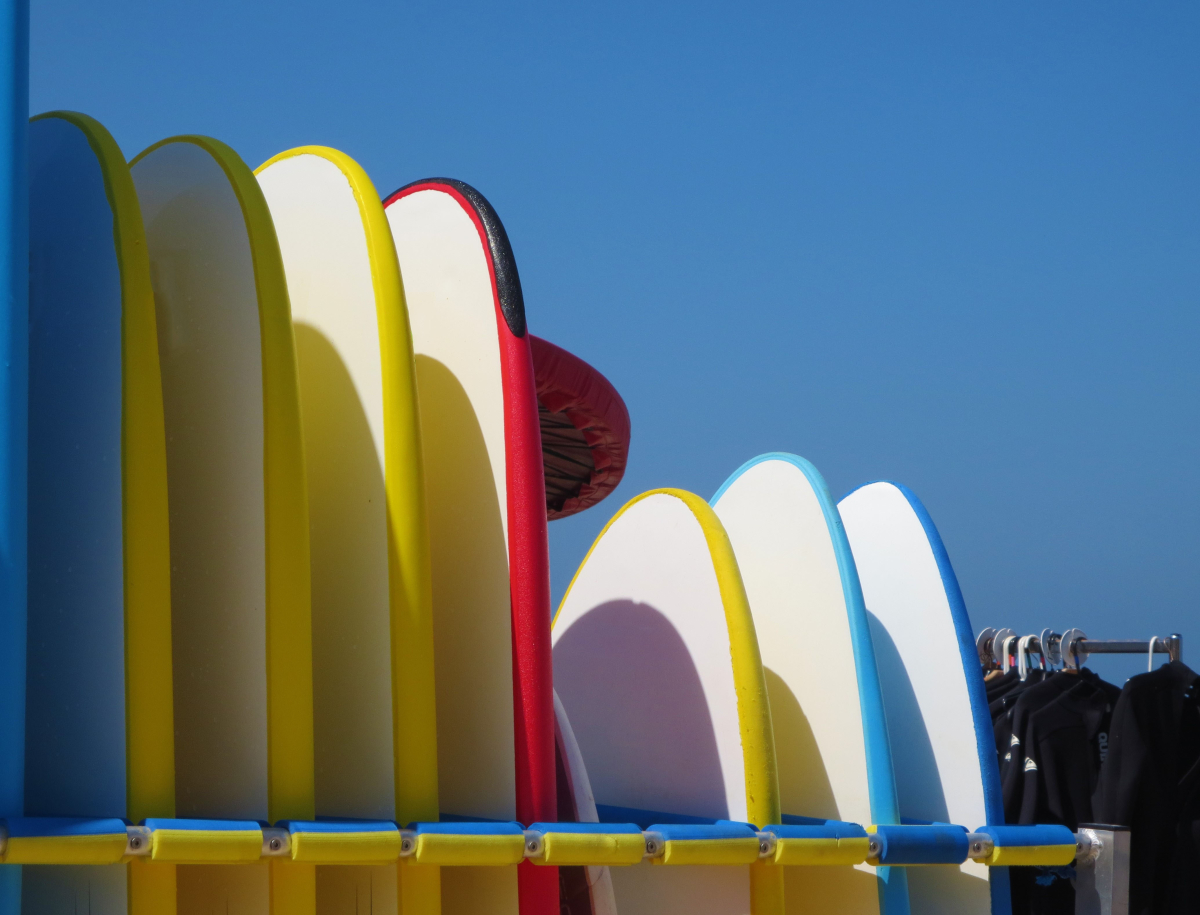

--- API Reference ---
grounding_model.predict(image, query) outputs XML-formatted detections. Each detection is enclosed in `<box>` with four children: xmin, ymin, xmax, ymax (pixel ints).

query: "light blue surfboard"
<box><xmin>711</xmin><ymin>454</ymin><xmax>909</xmax><ymax>915</ymax></box>
<box><xmin>838</xmin><ymin>482</ymin><xmax>1009</xmax><ymax>915</ymax></box>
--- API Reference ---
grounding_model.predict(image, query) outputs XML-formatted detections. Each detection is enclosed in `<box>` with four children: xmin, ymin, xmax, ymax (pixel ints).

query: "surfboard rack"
<box><xmin>861</xmin><ymin>822</ymin><xmax>1078</xmax><ymax>868</ymax></box>
<box><xmin>0</xmin><ymin>815</ymin><xmax>1083</xmax><ymax>870</ymax></box>
<box><xmin>0</xmin><ymin>817</ymin><xmax>131</xmax><ymax>865</ymax></box>
<box><xmin>763</xmin><ymin>821</ymin><xmax>871</xmax><ymax>866</ymax></box>
<box><xmin>640</xmin><ymin>822</ymin><xmax>762</xmax><ymax>866</ymax></box>
<box><xmin>866</xmin><ymin>824</ymin><xmax>970</xmax><ymax>866</ymax></box>
<box><xmin>969</xmin><ymin>824</ymin><xmax>1079</xmax><ymax>867</ymax></box>
<box><xmin>524</xmin><ymin>821</ymin><xmax>646</xmax><ymax>866</ymax></box>
<box><xmin>398</xmin><ymin>821</ymin><xmax>528</xmax><ymax>866</ymax></box>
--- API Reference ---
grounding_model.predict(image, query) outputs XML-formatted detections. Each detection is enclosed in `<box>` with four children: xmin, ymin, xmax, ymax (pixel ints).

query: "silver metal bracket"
<box><xmin>756</xmin><ymin>831</ymin><xmax>776</xmax><ymax>858</ymax></box>
<box><xmin>866</xmin><ymin>835</ymin><xmax>883</xmax><ymax>860</ymax></box>
<box><xmin>965</xmin><ymin>832</ymin><xmax>994</xmax><ymax>861</ymax></box>
<box><xmin>398</xmin><ymin>829</ymin><xmax>416</xmax><ymax>857</ymax></box>
<box><xmin>643</xmin><ymin>831</ymin><xmax>665</xmax><ymax>860</ymax></box>
<box><xmin>522</xmin><ymin>830</ymin><xmax>544</xmax><ymax>859</ymax></box>
<box><xmin>1075</xmin><ymin>829</ymin><xmax>1100</xmax><ymax>865</ymax></box>
<box><xmin>125</xmin><ymin>825</ymin><xmax>152</xmax><ymax>857</ymax></box>
<box><xmin>1167</xmin><ymin>632</ymin><xmax>1183</xmax><ymax>663</ymax></box>
<box><xmin>261</xmin><ymin>827</ymin><xmax>290</xmax><ymax>857</ymax></box>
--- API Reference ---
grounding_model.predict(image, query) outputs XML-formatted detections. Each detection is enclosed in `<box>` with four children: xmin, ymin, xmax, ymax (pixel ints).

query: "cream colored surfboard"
<box><xmin>839</xmin><ymin>482</ymin><xmax>1006</xmax><ymax>915</ymax></box>
<box><xmin>131</xmin><ymin>136</ymin><xmax>313</xmax><ymax>915</ymax></box>
<box><xmin>256</xmin><ymin>147</ymin><xmax>438</xmax><ymax>915</ymax></box>
<box><xmin>24</xmin><ymin>110</ymin><xmax>173</xmax><ymax>915</ymax></box>
<box><xmin>552</xmin><ymin>489</ymin><xmax>782</xmax><ymax>915</ymax></box>
<box><xmin>711</xmin><ymin>455</ymin><xmax>910</xmax><ymax>915</ymax></box>
<box><xmin>384</xmin><ymin>180</ymin><xmax>555</xmax><ymax>915</ymax></box>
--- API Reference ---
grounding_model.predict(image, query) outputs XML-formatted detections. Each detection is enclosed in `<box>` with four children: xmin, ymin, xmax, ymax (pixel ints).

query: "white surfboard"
<box><xmin>256</xmin><ymin>146</ymin><xmax>438</xmax><ymax>915</ymax></box>
<box><xmin>384</xmin><ymin>179</ymin><xmax>554</xmax><ymax>915</ymax></box>
<box><xmin>131</xmin><ymin>135</ymin><xmax>313</xmax><ymax>915</ymax></box>
<box><xmin>553</xmin><ymin>692</ymin><xmax>617</xmax><ymax>915</ymax></box>
<box><xmin>24</xmin><ymin>110</ymin><xmax>173</xmax><ymax>915</ymax></box>
<box><xmin>838</xmin><ymin>482</ymin><xmax>1008</xmax><ymax>915</ymax></box>
<box><xmin>710</xmin><ymin>454</ymin><xmax>909</xmax><ymax>915</ymax></box>
<box><xmin>552</xmin><ymin>489</ymin><xmax>782</xmax><ymax>915</ymax></box>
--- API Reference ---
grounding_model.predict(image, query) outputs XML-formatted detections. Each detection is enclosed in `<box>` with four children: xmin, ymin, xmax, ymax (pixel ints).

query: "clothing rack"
<box><xmin>978</xmin><ymin>629</ymin><xmax>1182</xmax><ymax>915</ymax></box>
<box><xmin>977</xmin><ymin>627</ymin><xmax>1183</xmax><ymax>673</ymax></box>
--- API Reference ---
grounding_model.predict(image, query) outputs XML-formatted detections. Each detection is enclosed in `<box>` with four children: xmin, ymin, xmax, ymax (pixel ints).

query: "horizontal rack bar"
<box><xmin>0</xmin><ymin>816</ymin><xmax>1080</xmax><ymax>869</ymax></box>
<box><xmin>1077</xmin><ymin>639</ymin><xmax>1172</xmax><ymax>653</ymax></box>
<box><xmin>978</xmin><ymin>629</ymin><xmax>1182</xmax><ymax>670</ymax></box>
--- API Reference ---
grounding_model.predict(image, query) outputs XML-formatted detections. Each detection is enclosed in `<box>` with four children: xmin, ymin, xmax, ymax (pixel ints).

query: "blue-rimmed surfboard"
<box><xmin>710</xmin><ymin>454</ymin><xmax>909</xmax><ymax>915</ymax></box>
<box><xmin>384</xmin><ymin>180</ymin><xmax>555</xmax><ymax>915</ymax></box>
<box><xmin>22</xmin><ymin>110</ymin><xmax>173</xmax><ymax>915</ymax></box>
<box><xmin>551</xmin><ymin>489</ymin><xmax>783</xmax><ymax>915</ymax></box>
<box><xmin>256</xmin><ymin>146</ymin><xmax>438</xmax><ymax>915</ymax></box>
<box><xmin>838</xmin><ymin>482</ymin><xmax>1009</xmax><ymax>915</ymax></box>
<box><xmin>131</xmin><ymin>136</ymin><xmax>313</xmax><ymax>915</ymax></box>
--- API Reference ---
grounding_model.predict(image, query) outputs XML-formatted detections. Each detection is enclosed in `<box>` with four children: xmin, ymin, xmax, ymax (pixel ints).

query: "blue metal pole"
<box><xmin>0</xmin><ymin>0</ymin><xmax>27</xmax><ymax>911</ymax></box>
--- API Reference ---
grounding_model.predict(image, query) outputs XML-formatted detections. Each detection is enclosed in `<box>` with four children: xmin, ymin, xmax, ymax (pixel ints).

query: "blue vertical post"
<box><xmin>0</xmin><ymin>0</ymin><xmax>27</xmax><ymax>911</ymax></box>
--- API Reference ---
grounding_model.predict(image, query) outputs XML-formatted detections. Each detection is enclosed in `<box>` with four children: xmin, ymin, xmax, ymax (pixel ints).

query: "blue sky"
<box><xmin>31</xmin><ymin>0</ymin><xmax>1198</xmax><ymax>682</ymax></box>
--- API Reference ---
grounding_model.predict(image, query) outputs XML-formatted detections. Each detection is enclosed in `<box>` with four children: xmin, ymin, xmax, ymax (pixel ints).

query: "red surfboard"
<box><xmin>383</xmin><ymin>180</ymin><xmax>556</xmax><ymax>915</ymax></box>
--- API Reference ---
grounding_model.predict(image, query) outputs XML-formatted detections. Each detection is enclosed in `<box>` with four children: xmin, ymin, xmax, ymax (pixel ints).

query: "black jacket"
<box><xmin>1002</xmin><ymin>669</ymin><xmax>1118</xmax><ymax>915</ymax></box>
<box><xmin>1000</xmin><ymin>671</ymin><xmax>1087</xmax><ymax>821</ymax></box>
<box><xmin>991</xmin><ymin>669</ymin><xmax>1048</xmax><ymax>768</ymax></box>
<box><xmin>1018</xmin><ymin>675</ymin><xmax>1120</xmax><ymax>828</ymax></box>
<box><xmin>1092</xmin><ymin>661</ymin><xmax>1200</xmax><ymax>915</ymax></box>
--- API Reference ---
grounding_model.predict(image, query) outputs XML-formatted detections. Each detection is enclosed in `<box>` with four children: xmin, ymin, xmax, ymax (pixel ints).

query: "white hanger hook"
<box><xmin>1148</xmin><ymin>636</ymin><xmax>1159</xmax><ymax>672</ymax></box>
<box><xmin>1017</xmin><ymin>634</ymin><xmax>1036</xmax><ymax>681</ymax></box>
<box><xmin>1001</xmin><ymin>635</ymin><xmax>1017</xmax><ymax>674</ymax></box>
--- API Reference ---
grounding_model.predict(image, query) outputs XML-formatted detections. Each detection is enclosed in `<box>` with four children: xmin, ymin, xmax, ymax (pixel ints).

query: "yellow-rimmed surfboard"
<box><xmin>256</xmin><ymin>146</ymin><xmax>438</xmax><ymax>915</ymax></box>
<box><xmin>551</xmin><ymin>489</ymin><xmax>783</xmax><ymax>915</ymax></box>
<box><xmin>130</xmin><ymin>136</ymin><xmax>313</xmax><ymax>915</ymax></box>
<box><xmin>23</xmin><ymin>110</ymin><xmax>173</xmax><ymax>915</ymax></box>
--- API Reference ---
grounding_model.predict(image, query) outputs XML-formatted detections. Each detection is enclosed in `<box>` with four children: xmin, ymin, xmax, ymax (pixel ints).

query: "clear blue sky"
<box><xmin>32</xmin><ymin>1</ymin><xmax>1198</xmax><ymax>683</ymax></box>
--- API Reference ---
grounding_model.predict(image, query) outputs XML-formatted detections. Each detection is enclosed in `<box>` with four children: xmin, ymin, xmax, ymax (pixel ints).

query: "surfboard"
<box><xmin>553</xmin><ymin>691</ymin><xmax>615</xmax><ymax>915</ymax></box>
<box><xmin>0</xmin><ymin>16</ymin><xmax>27</xmax><ymax>915</ymax></box>
<box><xmin>130</xmin><ymin>135</ymin><xmax>313</xmax><ymax>915</ymax></box>
<box><xmin>710</xmin><ymin>454</ymin><xmax>909</xmax><ymax>915</ymax></box>
<box><xmin>256</xmin><ymin>146</ymin><xmax>437</xmax><ymax>915</ymax></box>
<box><xmin>551</xmin><ymin>488</ymin><xmax>783</xmax><ymax>915</ymax></box>
<box><xmin>23</xmin><ymin>110</ymin><xmax>173</xmax><ymax>915</ymax></box>
<box><xmin>383</xmin><ymin>180</ymin><xmax>554</xmax><ymax>915</ymax></box>
<box><xmin>838</xmin><ymin>482</ymin><xmax>1009</xmax><ymax>915</ymax></box>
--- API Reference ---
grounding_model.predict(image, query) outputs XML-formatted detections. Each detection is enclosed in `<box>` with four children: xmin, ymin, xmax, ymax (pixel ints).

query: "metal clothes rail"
<box><xmin>977</xmin><ymin>628</ymin><xmax>1182</xmax><ymax>673</ymax></box>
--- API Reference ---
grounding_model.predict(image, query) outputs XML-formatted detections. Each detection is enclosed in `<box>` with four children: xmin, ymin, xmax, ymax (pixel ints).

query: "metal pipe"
<box><xmin>977</xmin><ymin>631</ymin><xmax>1183</xmax><ymax>668</ymax></box>
<box><xmin>1077</xmin><ymin>639</ymin><xmax>1170</xmax><ymax>654</ymax></box>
